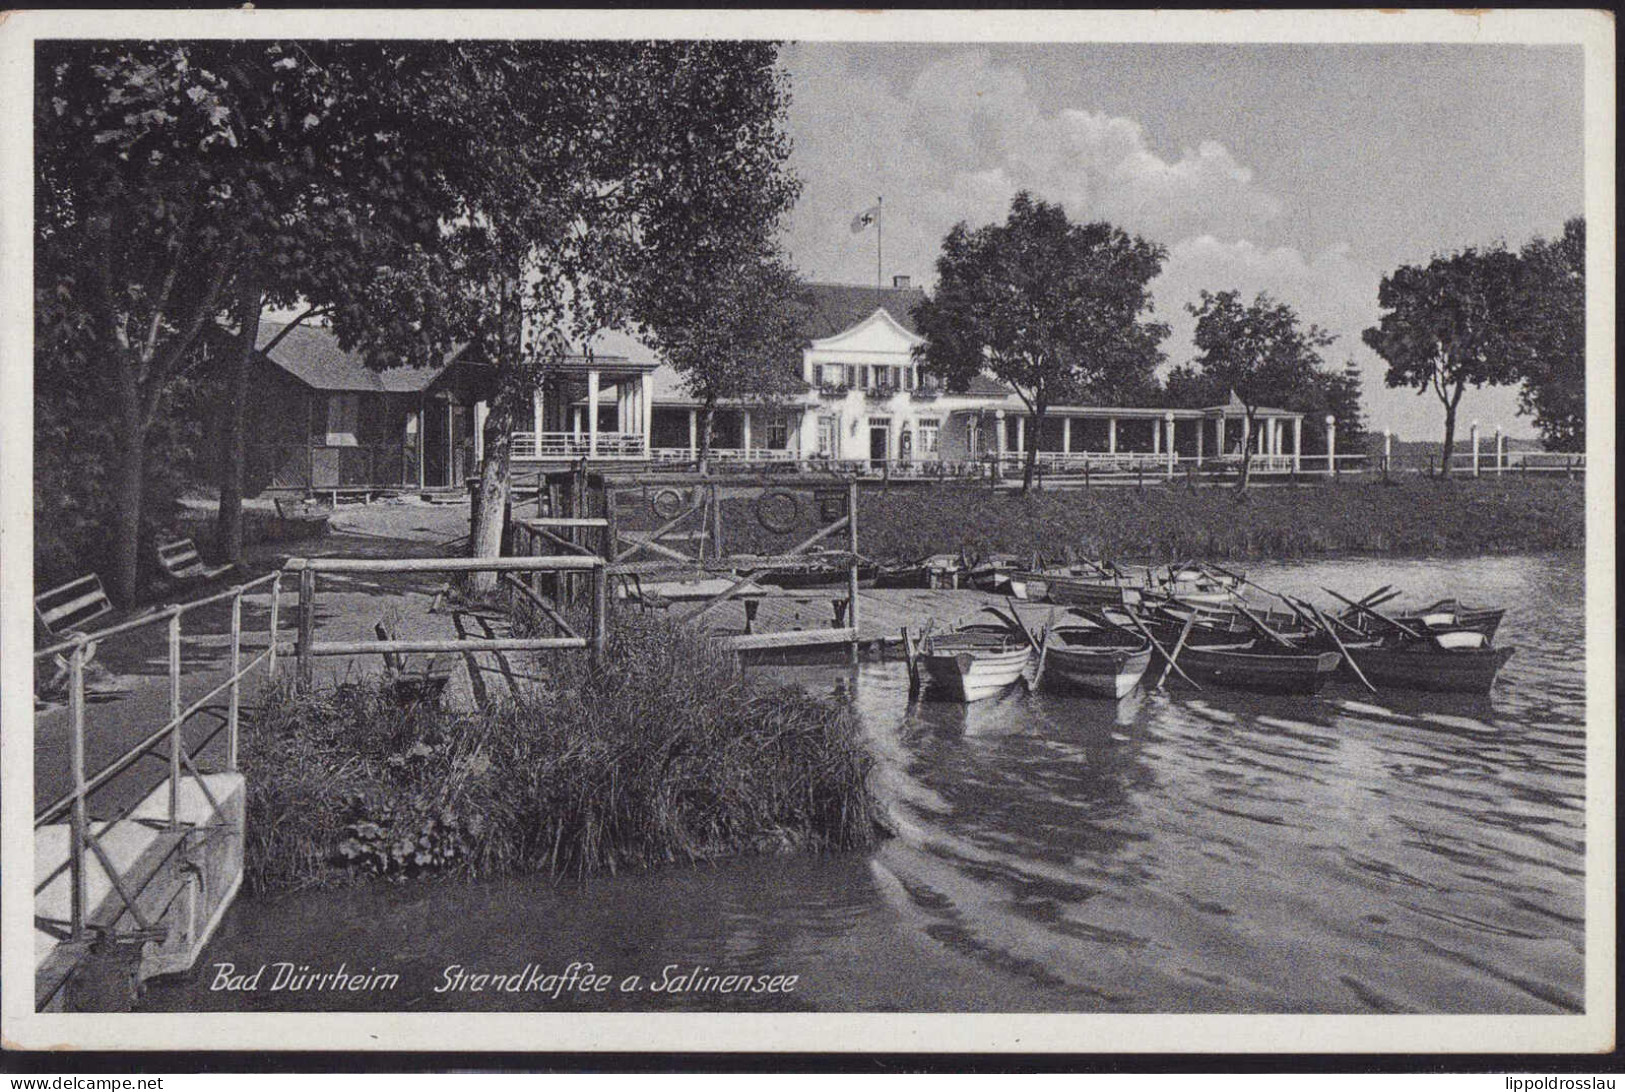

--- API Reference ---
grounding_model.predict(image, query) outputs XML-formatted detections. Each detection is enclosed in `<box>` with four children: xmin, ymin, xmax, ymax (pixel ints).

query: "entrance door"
<box><xmin>817</xmin><ymin>415</ymin><xmax>840</xmax><ymax>459</ymax></box>
<box><xmin>868</xmin><ymin>417</ymin><xmax>891</xmax><ymax>469</ymax></box>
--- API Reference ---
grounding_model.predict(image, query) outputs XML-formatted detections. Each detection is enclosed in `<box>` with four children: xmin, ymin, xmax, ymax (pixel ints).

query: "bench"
<box><xmin>34</xmin><ymin>574</ymin><xmax>114</xmax><ymax>697</ymax></box>
<box><xmin>155</xmin><ymin>537</ymin><xmax>235</xmax><ymax>585</ymax></box>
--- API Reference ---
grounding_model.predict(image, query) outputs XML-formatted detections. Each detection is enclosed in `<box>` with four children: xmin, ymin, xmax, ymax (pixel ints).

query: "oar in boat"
<box><xmin>1288</xmin><ymin>594</ymin><xmax>1366</xmax><ymax>640</ymax></box>
<box><xmin>980</xmin><ymin>604</ymin><xmax>1040</xmax><ymax>650</ymax></box>
<box><xmin>1031</xmin><ymin>607</ymin><xmax>1057</xmax><ymax>687</ymax></box>
<box><xmin>1118</xmin><ymin>605</ymin><xmax>1204</xmax><ymax>692</ymax></box>
<box><xmin>1205</xmin><ymin>563</ymin><xmax>1312</xmax><ymax>626</ymax></box>
<box><xmin>1233</xmin><ymin>602</ymin><xmax>1300</xmax><ymax>650</ymax></box>
<box><xmin>1306</xmin><ymin>603</ymin><xmax>1378</xmax><ymax>695</ymax></box>
<box><xmin>1322</xmin><ymin>587</ymin><xmax>1428</xmax><ymax>642</ymax></box>
<box><xmin>1153</xmin><ymin>610</ymin><xmax>1199</xmax><ymax>691</ymax></box>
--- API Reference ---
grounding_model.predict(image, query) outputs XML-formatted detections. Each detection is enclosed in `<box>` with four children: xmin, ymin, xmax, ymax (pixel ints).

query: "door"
<box><xmin>817</xmin><ymin>415</ymin><xmax>840</xmax><ymax>459</ymax></box>
<box><xmin>868</xmin><ymin>417</ymin><xmax>891</xmax><ymax>469</ymax></box>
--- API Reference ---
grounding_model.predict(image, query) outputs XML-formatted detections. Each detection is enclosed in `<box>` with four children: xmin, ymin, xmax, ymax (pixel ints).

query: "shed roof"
<box><xmin>256</xmin><ymin>321</ymin><xmax>478</xmax><ymax>393</ymax></box>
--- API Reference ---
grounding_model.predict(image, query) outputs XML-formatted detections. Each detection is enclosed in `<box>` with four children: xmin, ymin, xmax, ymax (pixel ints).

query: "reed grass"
<box><xmin>717</xmin><ymin>477</ymin><xmax>1582</xmax><ymax>562</ymax></box>
<box><xmin>240</xmin><ymin>612</ymin><xmax>879</xmax><ymax>894</ymax></box>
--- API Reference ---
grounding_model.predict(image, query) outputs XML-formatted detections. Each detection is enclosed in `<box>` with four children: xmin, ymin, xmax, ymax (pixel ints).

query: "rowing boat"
<box><xmin>1343</xmin><ymin>638</ymin><xmax>1516</xmax><ymax>693</ymax></box>
<box><xmin>1167</xmin><ymin>641</ymin><xmax>1344</xmax><ymax>695</ymax></box>
<box><xmin>874</xmin><ymin>554</ymin><xmax>964</xmax><ymax>589</ymax></box>
<box><xmin>1042</xmin><ymin>625</ymin><xmax>1152</xmax><ymax>699</ymax></box>
<box><xmin>920</xmin><ymin>625</ymin><xmax>1034</xmax><ymax>702</ymax></box>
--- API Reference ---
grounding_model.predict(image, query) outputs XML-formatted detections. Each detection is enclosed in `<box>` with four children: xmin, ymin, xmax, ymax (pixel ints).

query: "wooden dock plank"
<box><xmin>688</xmin><ymin>586</ymin><xmax>1059</xmax><ymax>651</ymax></box>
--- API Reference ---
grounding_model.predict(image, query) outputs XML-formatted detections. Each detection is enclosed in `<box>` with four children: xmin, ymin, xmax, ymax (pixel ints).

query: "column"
<box><xmin>1196</xmin><ymin>416</ymin><xmax>1205</xmax><ymax>465</ymax></box>
<box><xmin>1164</xmin><ymin>413</ymin><xmax>1176</xmax><ymax>478</ymax></box>
<box><xmin>532</xmin><ymin>384</ymin><xmax>545</xmax><ymax>436</ymax></box>
<box><xmin>1107</xmin><ymin>416</ymin><xmax>1117</xmax><ymax>454</ymax></box>
<box><xmin>1015</xmin><ymin>414</ymin><xmax>1026</xmax><ymax>455</ymax></box>
<box><xmin>587</xmin><ymin>368</ymin><xmax>600</xmax><ymax>456</ymax></box>
<box><xmin>1495</xmin><ymin>426</ymin><xmax>1505</xmax><ymax>474</ymax></box>
<box><xmin>1470</xmin><ymin>420</ymin><xmax>1480</xmax><ymax>477</ymax></box>
<box><xmin>1215</xmin><ymin>416</ymin><xmax>1225</xmax><ymax>457</ymax></box>
<box><xmin>1239</xmin><ymin>415</ymin><xmax>1250</xmax><ymax>458</ymax></box>
<box><xmin>1151</xmin><ymin>418</ymin><xmax>1160</xmax><ymax>456</ymax></box>
<box><xmin>742</xmin><ymin>408</ymin><xmax>752</xmax><ymax>456</ymax></box>
<box><xmin>994</xmin><ymin>409</ymin><xmax>1007</xmax><ymax>456</ymax></box>
<box><xmin>473</xmin><ymin>400</ymin><xmax>488</xmax><ymax>466</ymax></box>
<box><xmin>1062</xmin><ymin>417</ymin><xmax>1072</xmax><ymax>456</ymax></box>
<box><xmin>1292</xmin><ymin>416</ymin><xmax>1302</xmax><ymax>473</ymax></box>
<box><xmin>1325</xmin><ymin>414</ymin><xmax>1337</xmax><ymax>476</ymax></box>
<box><xmin>688</xmin><ymin>408</ymin><xmax>698</xmax><ymax>458</ymax></box>
<box><xmin>640</xmin><ymin>372</ymin><xmax>654</xmax><ymax>457</ymax></box>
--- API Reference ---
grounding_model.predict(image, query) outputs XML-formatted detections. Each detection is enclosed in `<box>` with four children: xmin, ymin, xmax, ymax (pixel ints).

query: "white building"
<box><xmin>506</xmin><ymin>278</ymin><xmax>1309</xmax><ymax>474</ymax></box>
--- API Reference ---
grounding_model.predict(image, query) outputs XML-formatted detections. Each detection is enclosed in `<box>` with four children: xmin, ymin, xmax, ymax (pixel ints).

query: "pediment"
<box><xmin>809</xmin><ymin>308</ymin><xmax>924</xmax><ymax>355</ymax></box>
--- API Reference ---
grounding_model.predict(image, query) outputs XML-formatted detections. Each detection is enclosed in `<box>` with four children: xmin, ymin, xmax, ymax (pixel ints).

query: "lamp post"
<box><xmin>1325</xmin><ymin>414</ymin><xmax>1337</xmax><ymax>477</ymax></box>
<box><xmin>1164</xmin><ymin>411</ymin><xmax>1176</xmax><ymax>479</ymax></box>
<box><xmin>1470</xmin><ymin>419</ymin><xmax>1480</xmax><ymax>477</ymax></box>
<box><xmin>1382</xmin><ymin>429</ymin><xmax>1391</xmax><ymax>476</ymax></box>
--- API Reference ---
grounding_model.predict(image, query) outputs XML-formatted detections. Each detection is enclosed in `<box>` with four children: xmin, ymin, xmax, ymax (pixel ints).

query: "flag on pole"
<box><xmin>850</xmin><ymin>203</ymin><xmax>881</xmax><ymax>234</ymax></box>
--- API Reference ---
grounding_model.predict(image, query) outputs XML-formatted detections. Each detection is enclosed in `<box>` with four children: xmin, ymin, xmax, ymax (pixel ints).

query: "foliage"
<box><xmin>241</xmin><ymin>612</ymin><xmax>879</xmax><ymax>893</ymax></box>
<box><xmin>1361</xmin><ymin>243</ymin><xmax>1527</xmax><ymax>476</ymax></box>
<box><xmin>1183</xmin><ymin>290</ymin><xmax>1338</xmax><ymax>490</ymax></box>
<box><xmin>1513</xmin><ymin>218</ymin><xmax>1585</xmax><ymax>452</ymax></box>
<box><xmin>913</xmin><ymin>192</ymin><xmax>1169</xmax><ymax>491</ymax></box>
<box><xmin>633</xmin><ymin>252</ymin><xmax>810</xmax><ymax>459</ymax></box>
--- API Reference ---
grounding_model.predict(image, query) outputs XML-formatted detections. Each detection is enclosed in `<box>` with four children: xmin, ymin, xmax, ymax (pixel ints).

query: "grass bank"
<box><xmin>242</xmin><ymin>612</ymin><xmax>880</xmax><ymax>894</ymax></box>
<box><xmin>718</xmin><ymin>477</ymin><xmax>1583</xmax><ymax>562</ymax></box>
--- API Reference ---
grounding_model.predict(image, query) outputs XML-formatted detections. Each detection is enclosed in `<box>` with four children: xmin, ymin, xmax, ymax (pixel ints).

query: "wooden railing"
<box><xmin>512</xmin><ymin>431</ymin><xmax>647</xmax><ymax>459</ymax></box>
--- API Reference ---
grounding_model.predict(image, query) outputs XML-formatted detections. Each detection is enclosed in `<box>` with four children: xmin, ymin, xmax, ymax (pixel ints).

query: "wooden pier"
<box><xmin>681</xmin><ymin>585</ymin><xmax>1062</xmax><ymax>660</ymax></box>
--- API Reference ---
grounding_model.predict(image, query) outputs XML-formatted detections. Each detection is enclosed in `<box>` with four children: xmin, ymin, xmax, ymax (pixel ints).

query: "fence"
<box><xmin>512</xmin><ymin>431</ymin><xmax>646</xmax><ymax>460</ymax></box>
<box><xmin>33</xmin><ymin>571</ymin><xmax>284</xmax><ymax>944</ymax></box>
<box><xmin>284</xmin><ymin>554</ymin><xmax>608</xmax><ymax>687</ymax></box>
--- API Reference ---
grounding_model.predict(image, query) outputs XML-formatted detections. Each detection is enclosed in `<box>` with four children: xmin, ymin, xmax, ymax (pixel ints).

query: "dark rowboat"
<box><xmin>1390</xmin><ymin>599</ymin><xmax>1506</xmax><ymax>641</ymax></box>
<box><xmin>756</xmin><ymin>563</ymin><xmax>878</xmax><ymax>589</ymax></box>
<box><xmin>1040</xmin><ymin>572</ymin><xmax>1144</xmax><ymax>608</ymax></box>
<box><xmin>1344</xmin><ymin>639</ymin><xmax>1516</xmax><ymax>694</ymax></box>
<box><xmin>874</xmin><ymin>554</ymin><xmax>963</xmax><ymax>589</ymax></box>
<box><xmin>1168</xmin><ymin>641</ymin><xmax>1343</xmax><ymax>695</ymax></box>
<box><xmin>1042</xmin><ymin>626</ymin><xmax>1152</xmax><ymax>699</ymax></box>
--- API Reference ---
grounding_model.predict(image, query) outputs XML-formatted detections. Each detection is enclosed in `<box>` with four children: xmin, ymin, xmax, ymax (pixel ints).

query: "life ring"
<box><xmin>755</xmin><ymin>490</ymin><xmax>800</xmax><ymax>534</ymax></box>
<box><xmin>650</xmin><ymin>488</ymin><xmax>685</xmax><ymax>521</ymax></box>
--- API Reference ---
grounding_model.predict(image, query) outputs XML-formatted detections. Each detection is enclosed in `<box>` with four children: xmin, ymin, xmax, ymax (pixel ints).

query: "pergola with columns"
<box><xmin>508</xmin><ymin>354</ymin><xmax>659</xmax><ymax>461</ymax></box>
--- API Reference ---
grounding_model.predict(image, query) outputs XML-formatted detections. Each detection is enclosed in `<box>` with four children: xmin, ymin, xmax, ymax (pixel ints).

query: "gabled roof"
<box><xmin>800</xmin><ymin>282</ymin><xmax>927</xmax><ymax>340</ymax></box>
<box><xmin>256</xmin><ymin>321</ymin><xmax>477</xmax><ymax>393</ymax></box>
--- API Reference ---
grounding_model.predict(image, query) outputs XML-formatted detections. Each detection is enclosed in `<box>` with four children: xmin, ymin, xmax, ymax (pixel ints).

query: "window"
<box><xmin>765</xmin><ymin>415</ymin><xmax>788</xmax><ymax>449</ymax></box>
<box><xmin>917</xmin><ymin>417</ymin><xmax>941</xmax><ymax>455</ymax></box>
<box><xmin>819</xmin><ymin>363</ymin><xmax>844</xmax><ymax>387</ymax></box>
<box><xmin>817</xmin><ymin>415</ymin><xmax>840</xmax><ymax>456</ymax></box>
<box><xmin>857</xmin><ymin>365</ymin><xmax>870</xmax><ymax>389</ymax></box>
<box><xmin>844</xmin><ymin>364</ymin><xmax>856</xmax><ymax>387</ymax></box>
<box><xmin>326</xmin><ymin>393</ymin><xmax>360</xmax><ymax>447</ymax></box>
<box><xmin>903</xmin><ymin>367</ymin><xmax>915</xmax><ymax>391</ymax></box>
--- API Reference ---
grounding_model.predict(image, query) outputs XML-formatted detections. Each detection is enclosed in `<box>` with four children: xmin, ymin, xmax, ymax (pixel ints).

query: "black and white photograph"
<box><xmin>0</xmin><ymin>8</ymin><xmax>1613</xmax><ymax>1056</ymax></box>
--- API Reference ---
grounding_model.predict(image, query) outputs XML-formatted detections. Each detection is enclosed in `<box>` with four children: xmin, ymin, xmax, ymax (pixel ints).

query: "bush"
<box><xmin>240</xmin><ymin>612</ymin><xmax>880</xmax><ymax>893</ymax></box>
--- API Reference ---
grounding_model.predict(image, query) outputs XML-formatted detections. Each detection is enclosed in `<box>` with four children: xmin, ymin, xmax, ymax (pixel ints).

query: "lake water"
<box><xmin>139</xmin><ymin>552</ymin><xmax>1586</xmax><ymax>1014</ymax></box>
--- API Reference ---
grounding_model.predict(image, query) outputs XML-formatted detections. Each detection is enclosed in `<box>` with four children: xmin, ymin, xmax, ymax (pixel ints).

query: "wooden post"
<box><xmin>267</xmin><ymin>572</ymin><xmax>282</xmax><ymax>678</ymax></box>
<box><xmin>1470</xmin><ymin>420</ymin><xmax>1480</xmax><ymax>477</ymax></box>
<box><xmin>298</xmin><ymin>566</ymin><xmax>315</xmax><ymax>688</ymax></box>
<box><xmin>68</xmin><ymin>638</ymin><xmax>87</xmax><ymax>940</ymax></box>
<box><xmin>168</xmin><ymin>610</ymin><xmax>182</xmax><ymax>828</ymax></box>
<box><xmin>590</xmin><ymin>562</ymin><xmax>608</xmax><ymax>671</ymax></box>
<box><xmin>847</xmin><ymin>478</ymin><xmax>861</xmax><ymax>664</ymax></box>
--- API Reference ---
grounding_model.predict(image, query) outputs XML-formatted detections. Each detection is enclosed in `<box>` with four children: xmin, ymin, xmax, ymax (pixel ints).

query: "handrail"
<box><xmin>283</xmin><ymin>555</ymin><xmax>601</xmax><ymax>574</ymax></box>
<box><xmin>34</xmin><ymin>570</ymin><xmax>282</xmax><ymax>661</ymax></box>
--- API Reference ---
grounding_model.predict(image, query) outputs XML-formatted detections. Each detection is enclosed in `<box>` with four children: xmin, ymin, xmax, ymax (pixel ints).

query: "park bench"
<box><xmin>33</xmin><ymin>573</ymin><xmax>115</xmax><ymax>698</ymax></box>
<box><xmin>154</xmin><ymin>537</ymin><xmax>236</xmax><ymax>586</ymax></box>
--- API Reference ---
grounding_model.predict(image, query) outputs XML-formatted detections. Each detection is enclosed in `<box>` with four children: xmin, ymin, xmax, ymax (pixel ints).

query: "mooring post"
<box><xmin>168</xmin><ymin>608</ymin><xmax>182</xmax><ymax>828</ymax></box>
<box><xmin>1470</xmin><ymin>420</ymin><xmax>1480</xmax><ymax>477</ymax></box>
<box><xmin>228</xmin><ymin>587</ymin><xmax>243</xmax><ymax>772</ymax></box>
<box><xmin>68</xmin><ymin>637</ymin><xmax>87</xmax><ymax>941</ymax></box>
<box><xmin>847</xmin><ymin>478</ymin><xmax>861</xmax><ymax>665</ymax></box>
<box><xmin>297</xmin><ymin>565</ymin><xmax>315</xmax><ymax>689</ymax></box>
<box><xmin>590</xmin><ymin>561</ymin><xmax>608</xmax><ymax>671</ymax></box>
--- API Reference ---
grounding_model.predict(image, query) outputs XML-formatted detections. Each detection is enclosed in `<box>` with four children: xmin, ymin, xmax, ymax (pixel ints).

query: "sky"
<box><xmin>776</xmin><ymin>42</ymin><xmax>1585</xmax><ymax>441</ymax></box>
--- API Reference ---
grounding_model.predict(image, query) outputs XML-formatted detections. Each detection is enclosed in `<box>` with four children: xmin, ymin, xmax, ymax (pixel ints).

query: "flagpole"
<box><xmin>876</xmin><ymin>195</ymin><xmax>883</xmax><ymax>291</ymax></box>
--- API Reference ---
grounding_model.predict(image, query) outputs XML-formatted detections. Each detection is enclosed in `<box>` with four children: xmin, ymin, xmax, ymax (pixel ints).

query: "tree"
<box><xmin>1361</xmin><ymin>244</ymin><xmax>1527</xmax><ymax>477</ymax></box>
<box><xmin>408</xmin><ymin>42</ymin><xmax>800</xmax><ymax>592</ymax></box>
<box><xmin>913</xmin><ymin>192</ymin><xmax>1169</xmax><ymax>491</ymax></box>
<box><xmin>1185</xmin><ymin>290</ymin><xmax>1337</xmax><ymax>492</ymax></box>
<box><xmin>632</xmin><ymin>252</ymin><xmax>809</xmax><ymax>471</ymax></box>
<box><xmin>36</xmin><ymin>42</ymin><xmax>462</xmax><ymax>598</ymax></box>
<box><xmin>1514</xmin><ymin>217</ymin><xmax>1585</xmax><ymax>451</ymax></box>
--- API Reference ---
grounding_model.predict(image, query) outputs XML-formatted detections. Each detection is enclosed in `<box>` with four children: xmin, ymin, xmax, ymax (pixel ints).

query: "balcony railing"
<box><xmin>511</xmin><ymin>432</ymin><xmax>647</xmax><ymax>460</ymax></box>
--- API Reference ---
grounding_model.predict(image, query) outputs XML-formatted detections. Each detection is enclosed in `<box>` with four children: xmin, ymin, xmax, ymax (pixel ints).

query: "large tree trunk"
<box><xmin>217</xmin><ymin>280</ymin><xmax>262</xmax><ymax>562</ymax></box>
<box><xmin>698</xmin><ymin>404</ymin><xmax>715</xmax><ymax>476</ymax></box>
<box><xmin>1439</xmin><ymin>403</ymin><xmax>1459</xmax><ymax>479</ymax></box>
<box><xmin>468</xmin><ymin>407</ymin><xmax>513</xmax><ymax>595</ymax></box>
<box><xmin>1021</xmin><ymin>407</ymin><xmax>1042</xmax><ymax>493</ymax></box>
<box><xmin>110</xmin><ymin>386</ymin><xmax>148</xmax><ymax>606</ymax></box>
<box><xmin>467</xmin><ymin>270</ymin><xmax>524</xmax><ymax>596</ymax></box>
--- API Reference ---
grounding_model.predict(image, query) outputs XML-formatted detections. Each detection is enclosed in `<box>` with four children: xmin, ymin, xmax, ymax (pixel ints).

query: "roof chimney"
<box><xmin>892</xmin><ymin>275</ymin><xmax>911</xmax><ymax>290</ymax></box>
